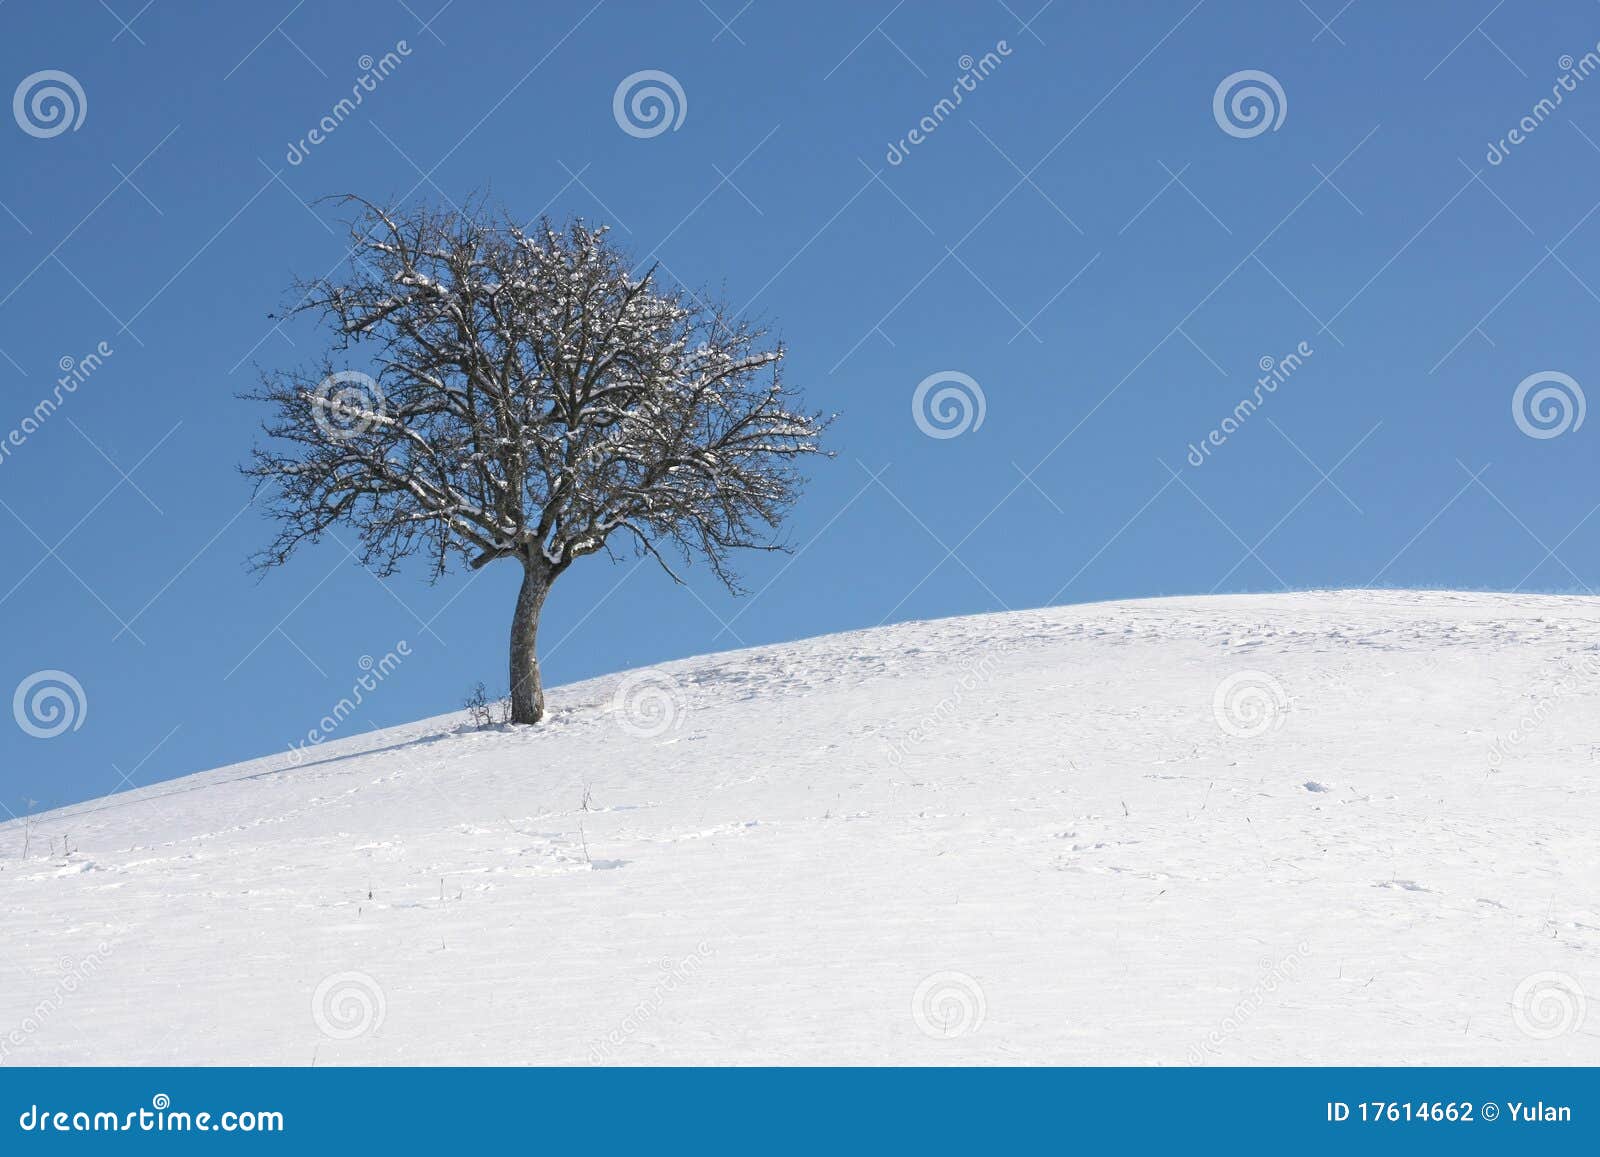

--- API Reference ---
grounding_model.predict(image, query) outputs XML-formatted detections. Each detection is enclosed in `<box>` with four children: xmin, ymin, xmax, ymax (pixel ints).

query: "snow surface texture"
<box><xmin>3</xmin><ymin>590</ymin><xmax>1597</xmax><ymax>1065</ymax></box>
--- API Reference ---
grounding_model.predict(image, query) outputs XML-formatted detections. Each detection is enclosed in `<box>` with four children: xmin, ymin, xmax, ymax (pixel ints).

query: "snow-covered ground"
<box><xmin>3</xmin><ymin>589</ymin><xmax>1597</xmax><ymax>1065</ymax></box>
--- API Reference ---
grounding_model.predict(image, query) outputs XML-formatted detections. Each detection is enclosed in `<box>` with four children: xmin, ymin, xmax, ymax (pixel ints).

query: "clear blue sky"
<box><xmin>3</xmin><ymin>0</ymin><xmax>1597</xmax><ymax>810</ymax></box>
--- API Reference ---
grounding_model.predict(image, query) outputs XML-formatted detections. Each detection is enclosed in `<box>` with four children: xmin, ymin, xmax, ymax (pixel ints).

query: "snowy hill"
<box><xmin>3</xmin><ymin>590</ymin><xmax>1598</xmax><ymax>1065</ymax></box>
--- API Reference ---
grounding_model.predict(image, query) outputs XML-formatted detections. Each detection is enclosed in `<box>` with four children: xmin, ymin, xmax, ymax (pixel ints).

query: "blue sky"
<box><xmin>3</xmin><ymin>0</ymin><xmax>1599</xmax><ymax>810</ymax></box>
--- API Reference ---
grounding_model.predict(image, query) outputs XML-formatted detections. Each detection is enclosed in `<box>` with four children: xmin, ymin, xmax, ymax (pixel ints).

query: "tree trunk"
<box><xmin>509</xmin><ymin>562</ymin><xmax>552</xmax><ymax>724</ymax></box>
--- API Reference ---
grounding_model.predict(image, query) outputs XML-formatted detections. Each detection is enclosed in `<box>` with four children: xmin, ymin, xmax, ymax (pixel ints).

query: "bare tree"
<box><xmin>244</xmin><ymin>197</ymin><xmax>829</xmax><ymax>724</ymax></box>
